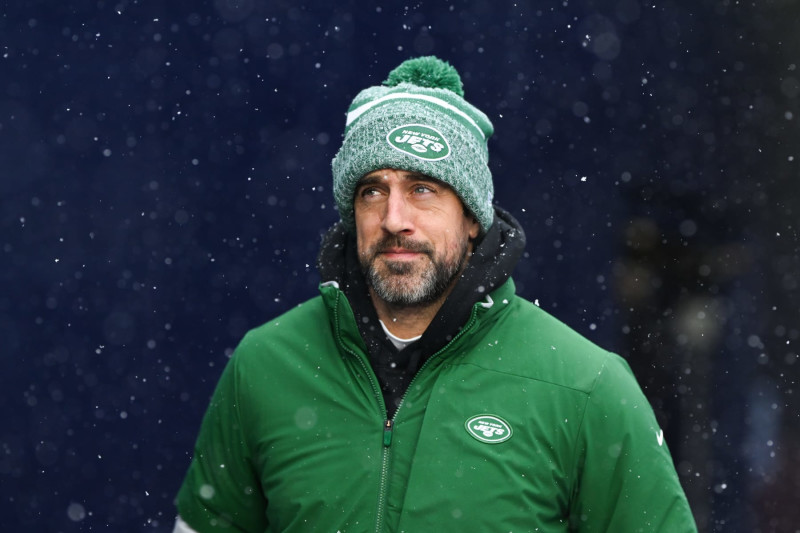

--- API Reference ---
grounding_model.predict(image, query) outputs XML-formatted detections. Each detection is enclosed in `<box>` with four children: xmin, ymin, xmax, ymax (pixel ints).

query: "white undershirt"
<box><xmin>379</xmin><ymin>320</ymin><xmax>422</xmax><ymax>351</ymax></box>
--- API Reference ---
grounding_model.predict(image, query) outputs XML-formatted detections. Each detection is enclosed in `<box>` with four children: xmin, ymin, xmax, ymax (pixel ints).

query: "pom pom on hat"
<box><xmin>383</xmin><ymin>56</ymin><xmax>465</xmax><ymax>97</ymax></box>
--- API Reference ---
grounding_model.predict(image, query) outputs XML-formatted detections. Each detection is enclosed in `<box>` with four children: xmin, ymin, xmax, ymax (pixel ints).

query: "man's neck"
<box><xmin>369</xmin><ymin>288</ymin><xmax>449</xmax><ymax>339</ymax></box>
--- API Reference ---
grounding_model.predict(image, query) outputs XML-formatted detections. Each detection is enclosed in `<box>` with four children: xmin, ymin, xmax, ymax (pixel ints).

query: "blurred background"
<box><xmin>1</xmin><ymin>0</ymin><xmax>798</xmax><ymax>531</ymax></box>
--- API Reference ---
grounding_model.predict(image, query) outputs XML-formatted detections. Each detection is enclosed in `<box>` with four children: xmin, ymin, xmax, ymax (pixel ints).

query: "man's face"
<box><xmin>354</xmin><ymin>168</ymin><xmax>480</xmax><ymax>307</ymax></box>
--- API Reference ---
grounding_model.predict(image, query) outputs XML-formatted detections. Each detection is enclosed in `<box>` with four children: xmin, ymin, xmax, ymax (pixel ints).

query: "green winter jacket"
<box><xmin>175</xmin><ymin>278</ymin><xmax>696</xmax><ymax>532</ymax></box>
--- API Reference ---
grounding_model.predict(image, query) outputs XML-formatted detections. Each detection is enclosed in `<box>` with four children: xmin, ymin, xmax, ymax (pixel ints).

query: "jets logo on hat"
<box><xmin>387</xmin><ymin>124</ymin><xmax>450</xmax><ymax>161</ymax></box>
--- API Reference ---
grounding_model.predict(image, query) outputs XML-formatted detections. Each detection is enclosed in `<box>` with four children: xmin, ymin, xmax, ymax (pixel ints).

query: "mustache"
<box><xmin>369</xmin><ymin>235</ymin><xmax>433</xmax><ymax>256</ymax></box>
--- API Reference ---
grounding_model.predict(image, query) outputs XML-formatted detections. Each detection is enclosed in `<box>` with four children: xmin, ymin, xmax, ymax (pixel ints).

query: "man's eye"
<box><xmin>413</xmin><ymin>185</ymin><xmax>433</xmax><ymax>194</ymax></box>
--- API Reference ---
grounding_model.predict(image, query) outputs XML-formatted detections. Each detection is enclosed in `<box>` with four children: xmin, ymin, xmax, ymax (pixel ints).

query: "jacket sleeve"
<box><xmin>172</xmin><ymin>515</ymin><xmax>200</xmax><ymax>533</ymax></box>
<box><xmin>569</xmin><ymin>353</ymin><xmax>697</xmax><ymax>532</ymax></box>
<box><xmin>175</xmin><ymin>355</ymin><xmax>268</xmax><ymax>532</ymax></box>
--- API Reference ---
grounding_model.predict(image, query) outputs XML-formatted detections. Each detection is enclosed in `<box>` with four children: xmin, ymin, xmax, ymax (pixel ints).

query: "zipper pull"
<box><xmin>383</xmin><ymin>419</ymin><xmax>394</xmax><ymax>447</ymax></box>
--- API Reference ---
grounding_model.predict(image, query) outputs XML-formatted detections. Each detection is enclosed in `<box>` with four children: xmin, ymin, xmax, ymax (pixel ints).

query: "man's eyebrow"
<box><xmin>403</xmin><ymin>172</ymin><xmax>448</xmax><ymax>184</ymax></box>
<box><xmin>357</xmin><ymin>172</ymin><xmax>443</xmax><ymax>187</ymax></box>
<box><xmin>355</xmin><ymin>174</ymin><xmax>383</xmax><ymax>188</ymax></box>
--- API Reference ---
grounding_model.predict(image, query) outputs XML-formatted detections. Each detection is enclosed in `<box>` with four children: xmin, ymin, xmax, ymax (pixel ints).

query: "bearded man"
<box><xmin>172</xmin><ymin>56</ymin><xmax>697</xmax><ymax>533</ymax></box>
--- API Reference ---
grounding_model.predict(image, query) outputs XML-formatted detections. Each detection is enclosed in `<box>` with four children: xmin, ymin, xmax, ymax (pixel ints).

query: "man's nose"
<box><xmin>381</xmin><ymin>192</ymin><xmax>414</xmax><ymax>234</ymax></box>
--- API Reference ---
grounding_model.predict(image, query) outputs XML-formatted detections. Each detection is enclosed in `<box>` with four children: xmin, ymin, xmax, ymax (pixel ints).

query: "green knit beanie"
<box><xmin>331</xmin><ymin>56</ymin><xmax>495</xmax><ymax>233</ymax></box>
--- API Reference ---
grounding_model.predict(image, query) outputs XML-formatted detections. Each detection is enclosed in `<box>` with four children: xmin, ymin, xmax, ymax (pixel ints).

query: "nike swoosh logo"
<box><xmin>656</xmin><ymin>429</ymin><xmax>664</xmax><ymax>447</ymax></box>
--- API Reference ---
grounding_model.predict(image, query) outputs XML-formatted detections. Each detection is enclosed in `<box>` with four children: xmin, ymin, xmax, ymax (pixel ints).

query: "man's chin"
<box><xmin>368</xmin><ymin>271</ymin><xmax>427</xmax><ymax>302</ymax></box>
<box><xmin>377</xmin><ymin>258</ymin><xmax>426</xmax><ymax>276</ymax></box>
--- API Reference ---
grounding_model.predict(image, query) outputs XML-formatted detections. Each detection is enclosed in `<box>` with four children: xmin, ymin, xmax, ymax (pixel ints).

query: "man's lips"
<box><xmin>378</xmin><ymin>248</ymin><xmax>426</xmax><ymax>260</ymax></box>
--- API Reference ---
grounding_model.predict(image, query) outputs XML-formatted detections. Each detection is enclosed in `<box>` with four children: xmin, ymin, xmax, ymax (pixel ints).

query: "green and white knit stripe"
<box><xmin>346</xmin><ymin>90</ymin><xmax>488</xmax><ymax>141</ymax></box>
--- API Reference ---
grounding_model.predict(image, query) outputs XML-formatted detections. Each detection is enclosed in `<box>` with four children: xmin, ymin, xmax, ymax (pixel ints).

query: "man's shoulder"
<box><xmin>251</xmin><ymin>295</ymin><xmax>327</xmax><ymax>331</ymax></box>
<box><xmin>503</xmin><ymin>295</ymin><xmax>610</xmax><ymax>356</ymax></box>
<box><xmin>234</xmin><ymin>295</ymin><xmax>330</xmax><ymax>356</ymax></box>
<box><xmin>478</xmin><ymin>294</ymin><xmax>634</xmax><ymax>394</ymax></box>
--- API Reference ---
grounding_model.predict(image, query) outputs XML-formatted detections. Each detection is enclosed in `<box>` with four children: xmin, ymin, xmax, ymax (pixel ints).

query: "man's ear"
<box><xmin>468</xmin><ymin>215</ymin><xmax>480</xmax><ymax>240</ymax></box>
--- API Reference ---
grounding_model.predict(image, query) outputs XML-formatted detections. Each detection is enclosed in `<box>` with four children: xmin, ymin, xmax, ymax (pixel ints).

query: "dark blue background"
<box><xmin>2</xmin><ymin>1</ymin><xmax>798</xmax><ymax>531</ymax></box>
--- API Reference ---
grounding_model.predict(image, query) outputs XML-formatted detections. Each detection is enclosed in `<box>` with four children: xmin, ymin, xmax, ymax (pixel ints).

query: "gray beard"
<box><xmin>361</xmin><ymin>236</ymin><xmax>470</xmax><ymax>307</ymax></box>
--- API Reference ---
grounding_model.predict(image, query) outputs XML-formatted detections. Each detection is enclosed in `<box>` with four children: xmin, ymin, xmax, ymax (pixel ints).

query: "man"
<box><xmin>173</xmin><ymin>56</ymin><xmax>697</xmax><ymax>532</ymax></box>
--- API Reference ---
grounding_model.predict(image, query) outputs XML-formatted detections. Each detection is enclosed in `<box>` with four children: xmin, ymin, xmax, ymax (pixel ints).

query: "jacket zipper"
<box><xmin>338</xmin><ymin>338</ymin><xmax>392</xmax><ymax>533</ymax></box>
<box><xmin>333</xmin><ymin>288</ymin><xmax>486</xmax><ymax>533</ymax></box>
<box><xmin>375</xmin><ymin>419</ymin><xmax>393</xmax><ymax>533</ymax></box>
<box><xmin>373</xmin><ymin>305</ymin><xmax>484</xmax><ymax>532</ymax></box>
<box><xmin>383</xmin><ymin>419</ymin><xmax>394</xmax><ymax>446</ymax></box>
<box><xmin>330</xmin><ymin>291</ymin><xmax>392</xmax><ymax>533</ymax></box>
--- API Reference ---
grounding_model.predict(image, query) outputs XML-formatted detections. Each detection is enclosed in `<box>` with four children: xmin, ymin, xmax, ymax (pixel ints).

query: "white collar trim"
<box><xmin>379</xmin><ymin>320</ymin><xmax>422</xmax><ymax>351</ymax></box>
